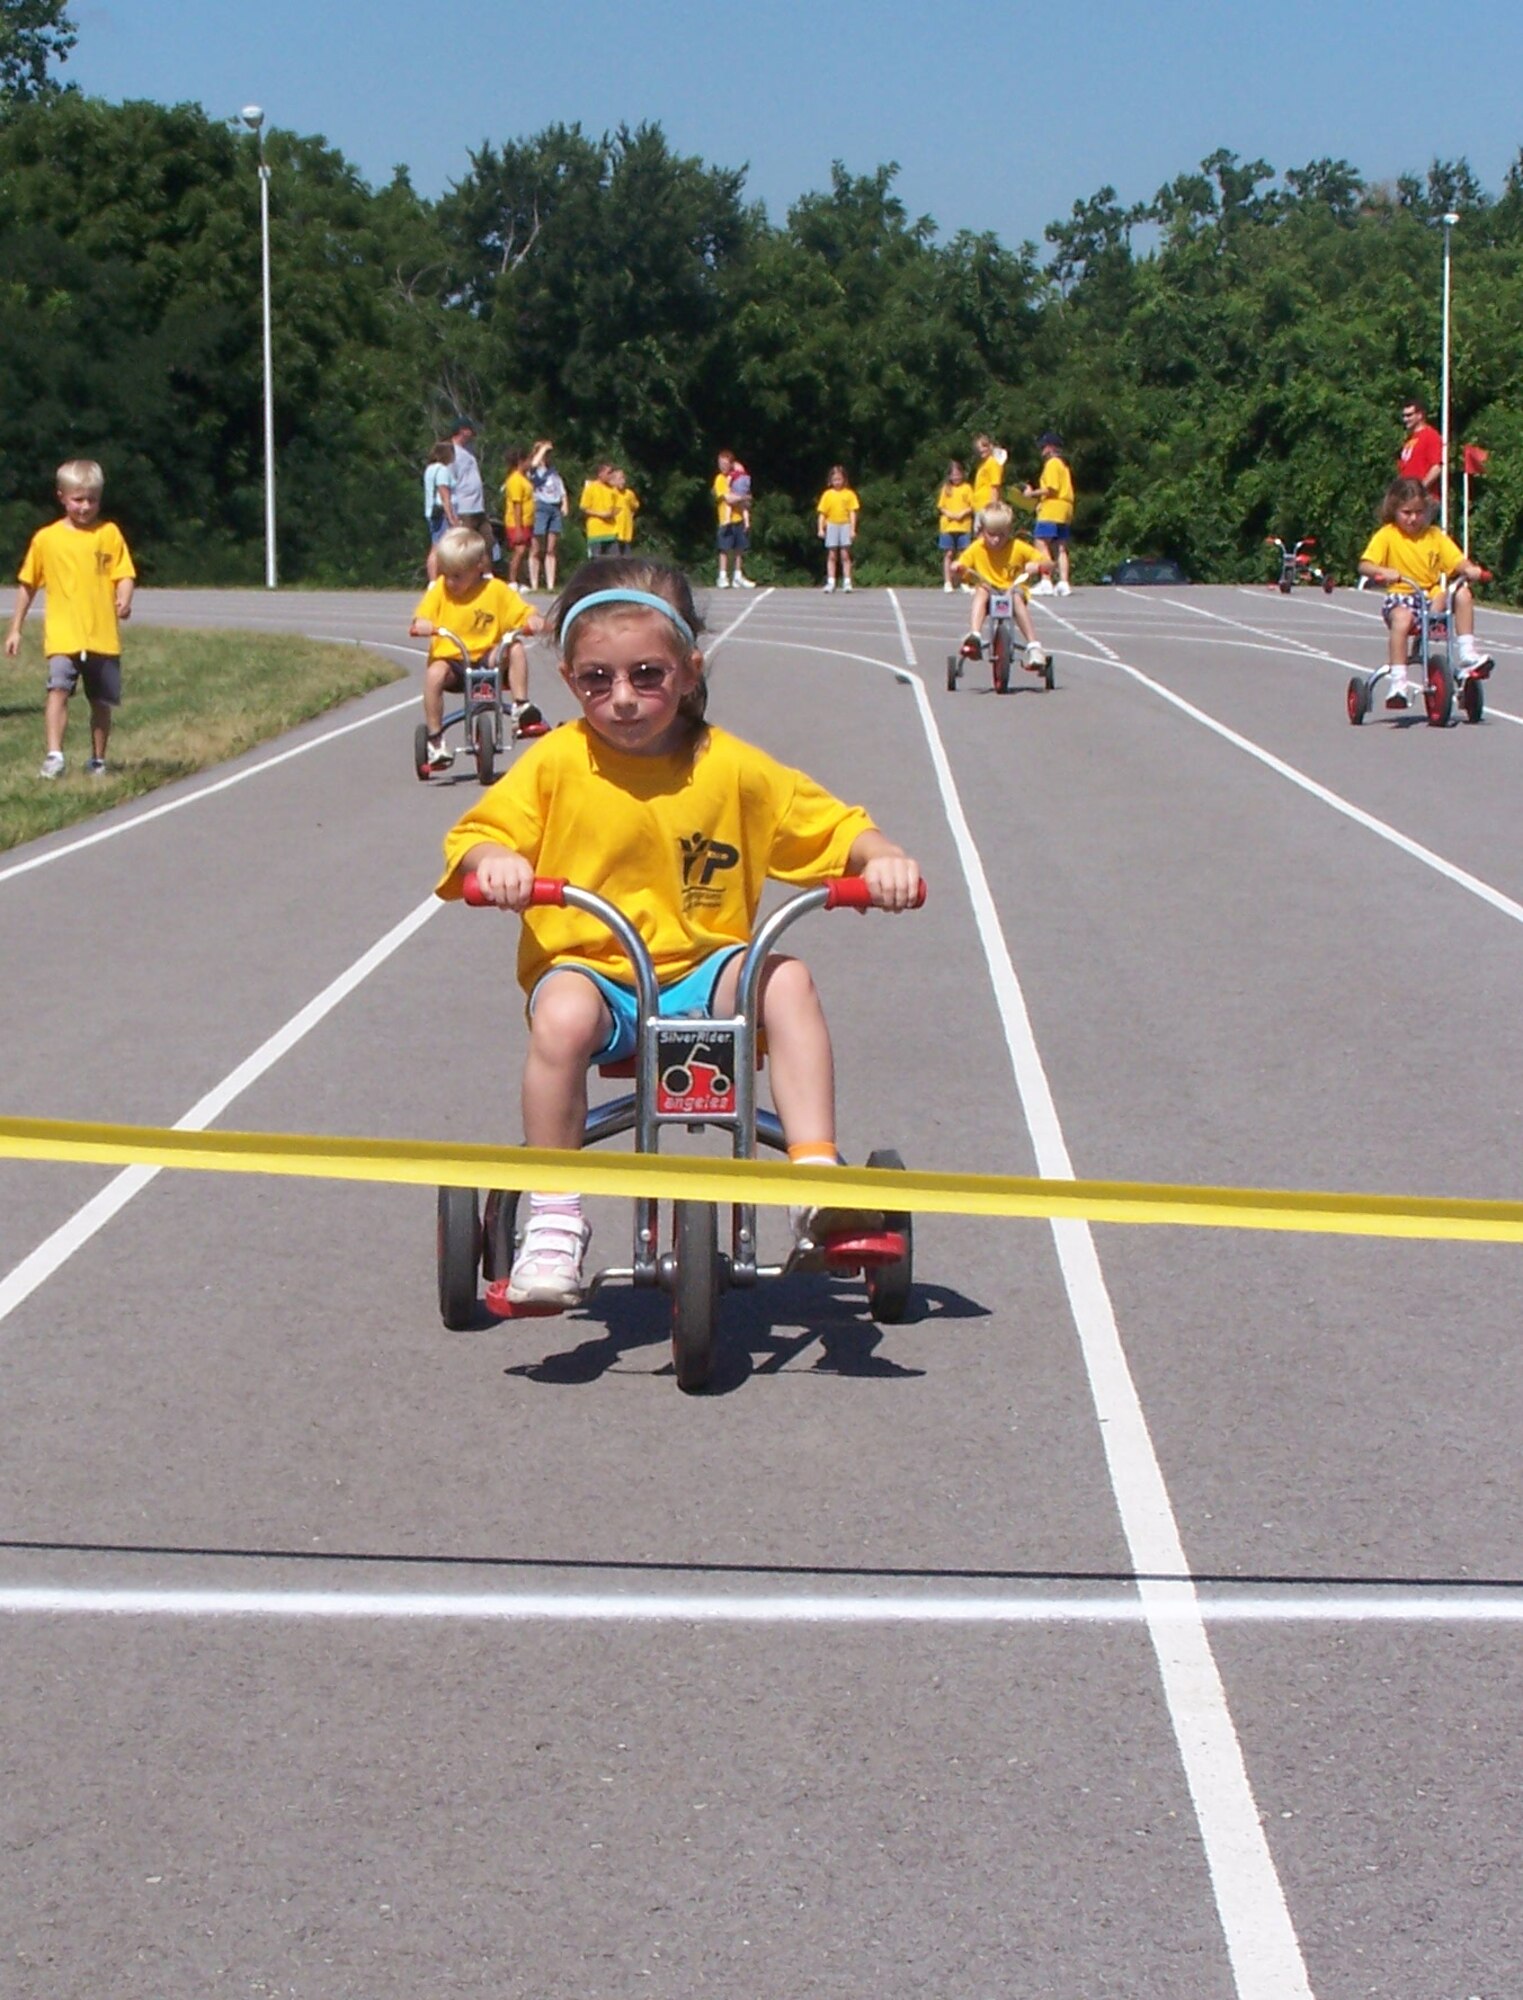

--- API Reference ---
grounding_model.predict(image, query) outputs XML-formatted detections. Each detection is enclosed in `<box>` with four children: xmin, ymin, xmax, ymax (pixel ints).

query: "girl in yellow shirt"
<box><xmin>440</xmin><ymin>556</ymin><xmax>921</xmax><ymax>1307</ymax></box>
<box><xmin>1358</xmin><ymin>478</ymin><xmax>1493</xmax><ymax>694</ymax></box>
<box><xmin>816</xmin><ymin>466</ymin><xmax>860</xmax><ymax>593</ymax></box>
<box><xmin>936</xmin><ymin>461</ymin><xmax>976</xmax><ymax>592</ymax></box>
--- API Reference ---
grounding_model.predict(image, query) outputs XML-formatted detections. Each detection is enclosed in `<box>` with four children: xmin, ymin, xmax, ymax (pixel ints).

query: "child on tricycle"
<box><xmin>410</xmin><ymin>525</ymin><xmax>545</xmax><ymax>773</ymax></box>
<box><xmin>436</xmin><ymin>556</ymin><xmax>921</xmax><ymax>1315</ymax></box>
<box><xmin>1354</xmin><ymin>479</ymin><xmax>1493</xmax><ymax>720</ymax></box>
<box><xmin>948</xmin><ymin>503</ymin><xmax>1053</xmax><ymax>692</ymax></box>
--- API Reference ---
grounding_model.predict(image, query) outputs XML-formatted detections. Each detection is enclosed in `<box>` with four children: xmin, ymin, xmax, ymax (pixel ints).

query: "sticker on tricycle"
<box><xmin>655</xmin><ymin>1025</ymin><xmax>738</xmax><ymax>1118</ymax></box>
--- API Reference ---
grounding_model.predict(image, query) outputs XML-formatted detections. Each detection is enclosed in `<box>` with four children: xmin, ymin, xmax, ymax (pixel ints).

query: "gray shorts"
<box><xmin>47</xmin><ymin>653</ymin><xmax>122</xmax><ymax>705</ymax></box>
<box><xmin>823</xmin><ymin>522</ymin><xmax>854</xmax><ymax>550</ymax></box>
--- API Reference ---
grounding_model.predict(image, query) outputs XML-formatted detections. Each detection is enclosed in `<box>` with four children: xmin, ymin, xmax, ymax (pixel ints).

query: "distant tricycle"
<box><xmin>1266</xmin><ymin>536</ymin><xmax>1336</xmax><ymax>595</ymax></box>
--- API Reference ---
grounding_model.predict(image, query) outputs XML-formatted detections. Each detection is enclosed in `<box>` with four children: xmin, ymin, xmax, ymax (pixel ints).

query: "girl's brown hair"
<box><xmin>552</xmin><ymin>557</ymin><xmax>710</xmax><ymax>736</ymax></box>
<box><xmin>1380</xmin><ymin>476</ymin><xmax>1429</xmax><ymax>525</ymax></box>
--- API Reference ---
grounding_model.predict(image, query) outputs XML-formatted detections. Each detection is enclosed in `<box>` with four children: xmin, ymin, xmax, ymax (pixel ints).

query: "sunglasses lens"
<box><xmin>630</xmin><ymin>664</ymin><xmax>671</xmax><ymax>691</ymax></box>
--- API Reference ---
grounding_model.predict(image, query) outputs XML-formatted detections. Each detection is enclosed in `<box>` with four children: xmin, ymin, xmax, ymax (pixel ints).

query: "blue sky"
<box><xmin>70</xmin><ymin>0</ymin><xmax>1523</xmax><ymax>247</ymax></box>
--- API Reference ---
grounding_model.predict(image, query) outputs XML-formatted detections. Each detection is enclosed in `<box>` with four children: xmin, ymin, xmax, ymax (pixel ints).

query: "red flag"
<box><xmin>1463</xmin><ymin>444</ymin><xmax>1490</xmax><ymax>476</ymax></box>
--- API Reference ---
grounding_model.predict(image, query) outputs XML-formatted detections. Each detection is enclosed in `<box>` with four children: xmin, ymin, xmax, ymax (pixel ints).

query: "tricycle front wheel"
<box><xmin>863</xmin><ymin>1148</ymin><xmax>914</xmax><ymax>1324</ymax></box>
<box><xmin>671</xmin><ymin>1201</ymin><xmax>720</xmax><ymax>1392</ymax></box>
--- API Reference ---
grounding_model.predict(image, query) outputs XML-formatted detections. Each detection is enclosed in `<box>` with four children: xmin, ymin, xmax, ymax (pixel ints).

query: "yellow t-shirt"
<box><xmin>1361</xmin><ymin>522</ymin><xmax>1465</xmax><ymax>596</ymax></box>
<box><xmin>18</xmin><ymin>519</ymin><xmax>136</xmax><ymax>657</ymax></box>
<box><xmin>579</xmin><ymin>479</ymin><xmax>619</xmax><ymax>541</ymax></box>
<box><xmin>958</xmin><ymin>534</ymin><xmax>1044</xmax><ymax>595</ymax></box>
<box><xmin>436</xmin><ymin>721</ymin><xmax>876</xmax><ymax>993</ymax></box>
<box><xmin>503</xmin><ymin>469</ymin><xmax>534</xmax><ymax>530</ymax></box>
<box><xmin>937</xmin><ymin>483</ymin><xmax>976</xmax><ymax>536</ymax></box>
<box><xmin>1034</xmin><ymin>455</ymin><xmax>1075</xmax><ymax>525</ymax></box>
<box><xmin>972</xmin><ymin>455</ymin><xmax>1004</xmax><ymax>509</ymax></box>
<box><xmin>713</xmin><ymin>472</ymin><xmax>744</xmax><ymax>527</ymax></box>
<box><xmin>412</xmin><ymin>576</ymin><xmax>534</xmax><ymax>664</ymax></box>
<box><xmin>817</xmin><ymin>488</ymin><xmax>860</xmax><ymax>525</ymax></box>
<box><xmin>614</xmin><ymin>486</ymin><xmax>640</xmax><ymax>543</ymax></box>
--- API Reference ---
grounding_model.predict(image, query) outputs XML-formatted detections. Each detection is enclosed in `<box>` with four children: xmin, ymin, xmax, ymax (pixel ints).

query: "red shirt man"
<box><xmin>1398</xmin><ymin>400</ymin><xmax>1444</xmax><ymax>496</ymax></box>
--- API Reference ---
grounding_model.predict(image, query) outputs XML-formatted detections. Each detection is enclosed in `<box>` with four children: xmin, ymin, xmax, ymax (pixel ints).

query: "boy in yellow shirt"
<box><xmin>951</xmin><ymin>503</ymin><xmax>1050</xmax><ymax>669</ymax></box>
<box><xmin>5</xmin><ymin>458</ymin><xmax>136</xmax><ymax>780</ymax></box>
<box><xmin>579</xmin><ymin>463</ymin><xmax>620</xmax><ymax>558</ymax></box>
<box><xmin>409</xmin><ymin>527</ymin><xmax>545</xmax><ymax>768</ymax></box>
<box><xmin>611</xmin><ymin>468</ymin><xmax>640</xmax><ymax>552</ymax></box>
<box><xmin>817</xmin><ymin>466</ymin><xmax>860</xmax><ymax>593</ymax></box>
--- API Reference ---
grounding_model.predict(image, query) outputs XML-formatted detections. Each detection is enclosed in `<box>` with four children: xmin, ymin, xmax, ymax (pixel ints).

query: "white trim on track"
<box><xmin>2</xmin><ymin>1583</ymin><xmax>1519</xmax><ymax>1625</ymax></box>
<box><xmin>885</xmin><ymin>591</ymin><xmax>1311</xmax><ymax>2000</ymax></box>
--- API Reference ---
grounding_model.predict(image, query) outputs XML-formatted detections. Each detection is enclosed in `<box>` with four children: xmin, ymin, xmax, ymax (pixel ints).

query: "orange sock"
<box><xmin>787</xmin><ymin>1143</ymin><xmax>841</xmax><ymax>1168</ymax></box>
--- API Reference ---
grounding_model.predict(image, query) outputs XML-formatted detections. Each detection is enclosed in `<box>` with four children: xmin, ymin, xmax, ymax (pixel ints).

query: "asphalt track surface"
<box><xmin>2</xmin><ymin>580</ymin><xmax>1521</xmax><ymax>1999</ymax></box>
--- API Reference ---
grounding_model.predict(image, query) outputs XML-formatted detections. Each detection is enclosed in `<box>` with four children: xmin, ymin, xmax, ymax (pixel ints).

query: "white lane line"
<box><xmin>0</xmin><ymin>642</ymin><xmax>425</xmax><ymax>887</ymax></box>
<box><xmin>884</xmin><ymin>597</ymin><xmax>1311</xmax><ymax>2000</ymax></box>
<box><xmin>3</xmin><ymin>1584</ymin><xmax>1522</xmax><ymax>1624</ymax></box>
<box><xmin>1046</xmin><ymin>605</ymin><xmax>1523</xmax><ymax>928</ymax></box>
<box><xmin>0</xmin><ymin>896</ymin><xmax>442</xmax><ymax>1330</ymax></box>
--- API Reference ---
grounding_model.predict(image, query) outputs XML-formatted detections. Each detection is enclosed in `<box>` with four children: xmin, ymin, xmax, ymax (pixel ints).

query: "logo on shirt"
<box><xmin>679</xmin><ymin>831</ymin><xmax>739</xmax><ymax>911</ymax></box>
<box><xmin>95</xmin><ymin>551</ymin><xmax>113</xmax><ymax>575</ymax></box>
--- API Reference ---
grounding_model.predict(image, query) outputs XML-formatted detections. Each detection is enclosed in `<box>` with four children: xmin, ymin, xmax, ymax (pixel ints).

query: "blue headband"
<box><xmin>559</xmin><ymin>588</ymin><xmax>696</xmax><ymax>651</ymax></box>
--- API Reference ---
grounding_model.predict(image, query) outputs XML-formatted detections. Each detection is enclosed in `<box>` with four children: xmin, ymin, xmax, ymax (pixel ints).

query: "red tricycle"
<box><xmin>1266</xmin><ymin>536</ymin><xmax>1336</xmax><ymax>595</ymax></box>
<box><xmin>412</xmin><ymin>625</ymin><xmax>548</xmax><ymax>786</ymax></box>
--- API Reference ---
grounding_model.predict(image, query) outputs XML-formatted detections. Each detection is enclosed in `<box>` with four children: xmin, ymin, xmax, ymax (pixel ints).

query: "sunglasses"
<box><xmin>568</xmin><ymin>660</ymin><xmax>679</xmax><ymax>700</ymax></box>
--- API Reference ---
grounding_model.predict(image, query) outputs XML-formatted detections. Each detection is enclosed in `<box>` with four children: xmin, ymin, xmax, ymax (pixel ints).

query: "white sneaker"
<box><xmin>716</xmin><ymin>573</ymin><xmax>731</xmax><ymax>588</ymax></box>
<box><xmin>842</xmin><ymin>579</ymin><xmax>854</xmax><ymax>591</ymax></box>
<box><xmin>733</xmin><ymin>573</ymin><xmax>756</xmax><ymax>589</ymax></box>
<box><xmin>1024</xmin><ymin>641</ymin><xmax>1047</xmax><ymax>668</ymax></box>
<box><xmin>507</xmin><ymin>1210</ymin><xmax>591</xmax><ymax>1307</ymax></box>
<box><xmin>1029</xmin><ymin>576</ymin><xmax>1056</xmax><ymax>597</ymax></box>
<box><xmin>943</xmin><ymin>581</ymin><xmax>954</xmax><ymax>593</ymax></box>
<box><xmin>424</xmin><ymin>736</ymin><xmax>454</xmax><ymax>771</ymax></box>
<box><xmin>38</xmin><ymin>751</ymin><xmax>65</xmax><ymax>779</ymax></box>
<box><xmin>823</xmin><ymin>579</ymin><xmax>835</xmax><ymax>592</ymax></box>
<box><xmin>1055</xmin><ymin>579</ymin><xmax>1072</xmax><ymax>597</ymax></box>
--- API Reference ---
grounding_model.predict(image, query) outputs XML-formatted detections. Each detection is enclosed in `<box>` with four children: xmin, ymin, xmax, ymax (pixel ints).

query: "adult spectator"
<box><xmin>422</xmin><ymin>441</ymin><xmax>456</xmax><ymax>580</ymax></box>
<box><xmin>1398</xmin><ymin>398</ymin><xmax>1444</xmax><ymax>511</ymax></box>
<box><xmin>448</xmin><ymin>417</ymin><xmax>490</xmax><ymax>546</ymax></box>
<box><xmin>712</xmin><ymin>449</ymin><xmax>756</xmax><ymax>588</ymax></box>
<box><xmin>527</xmin><ymin>439</ymin><xmax>567</xmax><ymax>594</ymax></box>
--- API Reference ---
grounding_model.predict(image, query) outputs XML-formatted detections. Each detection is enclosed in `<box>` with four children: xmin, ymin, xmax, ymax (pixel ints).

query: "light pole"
<box><xmin>1440</xmin><ymin>209</ymin><xmax>1459</xmax><ymax>537</ymax></box>
<box><xmin>242</xmin><ymin>105</ymin><xmax>277</xmax><ymax>589</ymax></box>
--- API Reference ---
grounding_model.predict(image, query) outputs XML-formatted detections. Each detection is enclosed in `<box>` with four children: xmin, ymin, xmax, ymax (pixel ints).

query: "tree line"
<box><xmin>3</xmin><ymin>60</ymin><xmax>1522</xmax><ymax>592</ymax></box>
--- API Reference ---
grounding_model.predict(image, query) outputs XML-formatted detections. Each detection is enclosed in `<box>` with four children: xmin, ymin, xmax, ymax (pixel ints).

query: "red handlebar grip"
<box><xmin>460</xmin><ymin>873</ymin><xmax>567</xmax><ymax>907</ymax></box>
<box><xmin>1477</xmin><ymin>568</ymin><xmax>1494</xmax><ymax>583</ymax></box>
<box><xmin>824</xmin><ymin>876</ymin><xmax>928</xmax><ymax>911</ymax></box>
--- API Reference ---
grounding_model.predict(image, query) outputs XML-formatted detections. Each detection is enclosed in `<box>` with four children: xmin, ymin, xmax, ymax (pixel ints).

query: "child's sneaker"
<box><xmin>424</xmin><ymin>735</ymin><xmax>454</xmax><ymax>770</ymax></box>
<box><xmin>1024</xmin><ymin>641</ymin><xmax>1047</xmax><ymax>669</ymax></box>
<box><xmin>1460</xmin><ymin>643</ymin><xmax>1494</xmax><ymax>677</ymax></box>
<box><xmin>507</xmin><ymin>1210</ymin><xmax>591</xmax><ymax>1307</ymax></box>
<box><xmin>823</xmin><ymin>578</ymin><xmax>835</xmax><ymax>593</ymax></box>
<box><xmin>959</xmin><ymin>634</ymin><xmax>983</xmax><ymax>660</ymax></box>
<box><xmin>511</xmin><ymin>701</ymin><xmax>545</xmax><ymax>734</ymax></box>
<box><xmin>716</xmin><ymin>573</ymin><xmax>731</xmax><ymax>589</ymax></box>
<box><xmin>790</xmin><ymin>1198</ymin><xmax>886</xmax><ymax>1251</ymax></box>
<box><xmin>85</xmin><ymin>757</ymin><xmax>108</xmax><ymax>778</ymax></box>
<box><xmin>1055</xmin><ymin>579</ymin><xmax>1073</xmax><ymax>597</ymax></box>
<box><xmin>943</xmin><ymin>580</ymin><xmax>954</xmax><ymax>593</ymax></box>
<box><xmin>734</xmin><ymin>573</ymin><xmax>756</xmax><ymax>589</ymax></box>
<box><xmin>1384</xmin><ymin>689</ymin><xmax>1410</xmax><ymax>710</ymax></box>
<box><xmin>842</xmin><ymin>578</ymin><xmax>854</xmax><ymax>591</ymax></box>
<box><xmin>38</xmin><ymin>751</ymin><xmax>65</xmax><ymax>779</ymax></box>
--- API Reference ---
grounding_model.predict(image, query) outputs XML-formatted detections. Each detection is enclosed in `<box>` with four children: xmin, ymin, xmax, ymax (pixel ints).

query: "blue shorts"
<box><xmin>530</xmin><ymin>947</ymin><xmax>744</xmax><ymax>1064</ymax></box>
<box><xmin>1033</xmin><ymin>521</ymin><xmax>1070</xmax><ymax>542</ymax></box>
<box><xmin>717</xmin><ymin>521</ymin><xmax>749</xmax><ymax>553</ymax></box>
<box><xmin>533</xmin><ymin>504</ymin><xmax>564</xmax><ymax>537</ymax></box>
<box><xmin>938</xmin><ymin>531</ymin><xmax>971</xmax><ymax>553</ymax></box>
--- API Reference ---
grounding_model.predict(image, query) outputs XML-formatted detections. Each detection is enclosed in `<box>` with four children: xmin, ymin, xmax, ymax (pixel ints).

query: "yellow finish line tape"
<box><xmin>2</xmin><ymin>1114</ymin><xmax>1523</xmax><ymax>1244</ymax></box>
